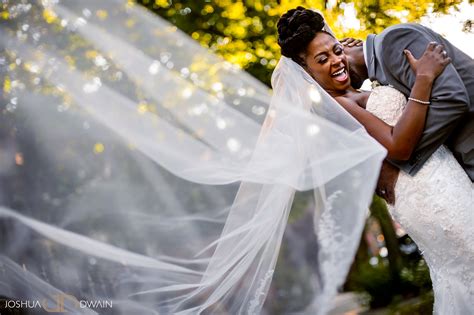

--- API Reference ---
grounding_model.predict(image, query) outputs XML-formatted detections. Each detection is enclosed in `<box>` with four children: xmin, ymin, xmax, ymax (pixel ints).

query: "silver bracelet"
<box><xmin>408</xmin><ymin>97</ymin><xmax>430</xmax><ymax>105</ymax></box>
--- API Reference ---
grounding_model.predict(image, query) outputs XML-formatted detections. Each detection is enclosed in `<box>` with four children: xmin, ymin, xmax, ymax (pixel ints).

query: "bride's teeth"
<box><xmin>332</xmin><ymin>69</ymin><xmax>345</xmax><ymax>76</ymax></box>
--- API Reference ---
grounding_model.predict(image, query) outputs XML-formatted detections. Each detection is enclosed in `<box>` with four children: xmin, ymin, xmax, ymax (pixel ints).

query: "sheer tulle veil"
<box><xmin>0</xmin><ymin>1</ymin><xmax>385</xmax><ymax>314</ymax></box>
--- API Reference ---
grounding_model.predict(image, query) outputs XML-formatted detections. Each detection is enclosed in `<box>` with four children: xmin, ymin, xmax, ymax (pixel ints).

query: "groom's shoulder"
<box><xmin>377</xmin><ymin>23</ymin><xmax>428</xmax><ymax>42</ymax></box>
<box><xmin>374</xmin><ymin>23</ymin><xmax>433</xmax><ymax>60</ymax></box>
<box><xmin>383</xmin><ymin>23</ymin><xmax>426</xmax><ymax>32</ymax></box>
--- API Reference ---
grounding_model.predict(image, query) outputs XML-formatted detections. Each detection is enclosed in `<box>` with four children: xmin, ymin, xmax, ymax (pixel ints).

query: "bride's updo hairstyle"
<box><xmin>277</xmin><ymin>7</ymin><xmax>328</xmax><ymax>65</ymax></box>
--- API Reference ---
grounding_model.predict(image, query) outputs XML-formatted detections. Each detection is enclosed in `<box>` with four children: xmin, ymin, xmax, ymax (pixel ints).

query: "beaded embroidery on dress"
<box><xmin>366</xmin><ymin>85</ymin><xmax>474</xmax><ymax>314</ymax></box>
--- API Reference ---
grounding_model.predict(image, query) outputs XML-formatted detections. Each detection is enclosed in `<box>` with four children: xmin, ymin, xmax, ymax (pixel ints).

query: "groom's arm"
<box><xmin>380</xmin><ymin>27</ymin><xmax>469</xmax><ymax>173</ymax></box>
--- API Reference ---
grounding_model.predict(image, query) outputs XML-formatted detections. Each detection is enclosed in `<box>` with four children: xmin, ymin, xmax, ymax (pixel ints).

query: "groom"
<box><xmin>342</xmin><ymin>23</ymin><xmax>474</xmax><ymax>203</ymax></box>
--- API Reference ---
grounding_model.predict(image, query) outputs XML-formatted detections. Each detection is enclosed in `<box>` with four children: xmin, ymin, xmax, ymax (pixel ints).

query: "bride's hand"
<box><xmin>376</xmin><ymin>160</ymin><xmax>399</xmax><ymax>205</ymax></box>
<box><xmin>404</xmin><ymin>42</ymin><xmax>451</xmax><ymax>81</ymax></box>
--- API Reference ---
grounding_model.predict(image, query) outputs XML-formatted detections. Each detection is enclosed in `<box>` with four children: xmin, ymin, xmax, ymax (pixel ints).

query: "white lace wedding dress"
<box><xmin>366</xmin><ymin>85</ymin><xmax>474</xmax><ymax>314</ymax></box>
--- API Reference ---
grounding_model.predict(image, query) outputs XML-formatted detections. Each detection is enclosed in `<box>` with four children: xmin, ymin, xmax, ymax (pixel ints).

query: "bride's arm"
<box><xmin>336</xmin><ymin>75</ymin><xmax>433</xmax><ymax>160</ymax></box>
<box><xmin>336</xmin><ymin>42</ymin><xmax>450</xmax><ymax>160</ymax></box>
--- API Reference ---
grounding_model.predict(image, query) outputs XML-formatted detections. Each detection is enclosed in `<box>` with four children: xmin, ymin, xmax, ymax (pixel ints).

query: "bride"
<box><xmin>276</xmin><ymin>7</ymin><xmax>473</xmax><ymax>314</ymax></box>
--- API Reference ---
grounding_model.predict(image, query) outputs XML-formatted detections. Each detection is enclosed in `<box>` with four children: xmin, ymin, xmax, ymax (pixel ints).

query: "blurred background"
<box><xmin>133</xmin><ymin>1</ymin><xmax>473</xmax><ymax>314</ymax></box>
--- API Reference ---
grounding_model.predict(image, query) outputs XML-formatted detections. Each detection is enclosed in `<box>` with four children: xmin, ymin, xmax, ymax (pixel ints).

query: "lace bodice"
<box><xmin>366</xmin><ymin>85</ymin><xmax>407</xmax><ymax>126</ymax></box>
<box><xmin>366</xmin><ymin>85</ymin><xmax>474</xmax><ymax>314</ymax></box>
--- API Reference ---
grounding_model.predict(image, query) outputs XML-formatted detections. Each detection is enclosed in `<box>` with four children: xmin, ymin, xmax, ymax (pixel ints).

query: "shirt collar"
<box><xmin>362</xmin><ymin>41</ymin><xmax>368</xmax><ymax>66</ymax></box>
<box><xmin>365</xmin><ymin>34</ymin><xmax>376</xmax><ymax>79</ymax></box>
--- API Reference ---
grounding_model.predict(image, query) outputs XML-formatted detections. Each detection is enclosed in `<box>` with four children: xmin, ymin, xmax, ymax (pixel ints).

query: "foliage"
<box><xmin>347</xmin><ymin>242</ymin><xmax>434</xmax><ymax>310</ymax></box>
<box><xmin>388</xmin><ymin>291</ymin><xmax>434</xmax><ymax>314</ymax></box>
<box><xmin>137</xmin><ymin>0</ymin><xmax>471</xmax><ymax>86</ymax></box>
<box><xmin>350</xmin><ymin>260</ymin><xmax>394</xmax><ymax>307</ymax></box>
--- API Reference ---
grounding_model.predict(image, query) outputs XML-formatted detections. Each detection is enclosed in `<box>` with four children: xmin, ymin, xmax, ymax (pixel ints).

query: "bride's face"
<box><xmin>300</xmin><ymin>32</ymin><xmax>351</xmax><ymax>95</ymax></box>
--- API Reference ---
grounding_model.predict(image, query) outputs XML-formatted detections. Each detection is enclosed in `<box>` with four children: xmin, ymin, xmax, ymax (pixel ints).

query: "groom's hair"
<box><xmin>277</xmin><ymin>7</ymin><xmax>326</xmax><ymax>65</ymax></box>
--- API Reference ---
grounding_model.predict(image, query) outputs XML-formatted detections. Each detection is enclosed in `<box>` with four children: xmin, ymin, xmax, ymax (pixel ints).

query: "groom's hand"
<box><xmin>376</xmin><ymin>160</ymin><xmax>400</xmax><ymax>205</ymax></box>
<box><xmin>340</xmin><ymin>37</ymin><xmax>363</xmax><ymax>47</ymax></box>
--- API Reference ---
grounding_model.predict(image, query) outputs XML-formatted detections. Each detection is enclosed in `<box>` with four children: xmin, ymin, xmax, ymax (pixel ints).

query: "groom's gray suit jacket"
<box><xmin>365</xmin><ymin>23</ymin><xmax>474</xmax><ymax>182</ymax></box>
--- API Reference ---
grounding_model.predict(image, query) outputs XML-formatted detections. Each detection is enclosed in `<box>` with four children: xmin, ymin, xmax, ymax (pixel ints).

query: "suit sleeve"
<box><xmin>381</xmin><ymin>27</ymin><xmax>469</xmax><ymax>158</ymax></box>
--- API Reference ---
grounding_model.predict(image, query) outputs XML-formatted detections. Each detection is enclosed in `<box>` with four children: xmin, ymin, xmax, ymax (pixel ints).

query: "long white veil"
<box><xmin>0</xmin><ymin>1</ymin><xmax>386</xmax><ymax>314</ymax></box>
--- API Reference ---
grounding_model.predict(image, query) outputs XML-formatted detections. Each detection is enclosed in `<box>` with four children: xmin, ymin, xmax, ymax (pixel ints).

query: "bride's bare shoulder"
<box><xmin>335</xmin><ymin>91</ymin><xmax>370</xmax><ymax>109</ymax></box>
